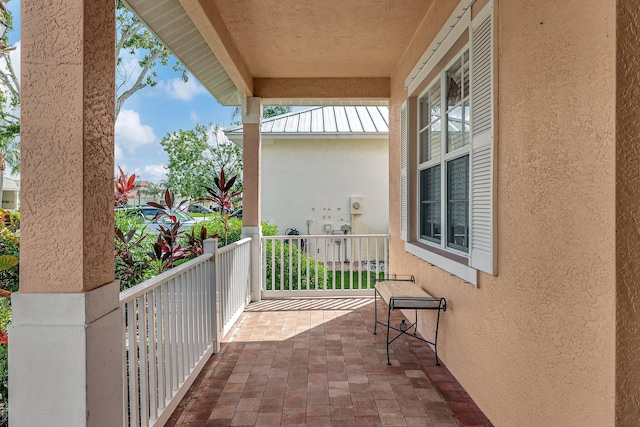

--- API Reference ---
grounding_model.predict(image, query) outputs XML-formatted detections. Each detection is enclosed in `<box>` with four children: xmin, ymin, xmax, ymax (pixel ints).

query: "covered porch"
<box><xmin>10</xmin><ymin>0</ymin><xmax>640</xmax><ymax>426</ymax></box>
<box><xmin>167</xmin><ymin>298</ymin><xmax>490</xmax><ymax>427</ymax></box>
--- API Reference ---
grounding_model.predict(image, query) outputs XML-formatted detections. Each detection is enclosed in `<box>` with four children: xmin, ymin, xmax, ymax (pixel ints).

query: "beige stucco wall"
<box><xmin>616</xmin><ymin>1</ymin><xmax>640</xmax><ymax>424</ymax></box>
<box><xmin>389</xmin><ymin>1</ymin><xmax>617</xmax><ymax>425</ymax></box>
<box><xmin>261</xmin><ymin>137</ymin><xmax>389</xmax><ymax>236</ymax></box>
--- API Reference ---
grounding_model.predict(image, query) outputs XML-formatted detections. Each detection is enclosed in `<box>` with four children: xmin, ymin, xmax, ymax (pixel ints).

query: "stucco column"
<box><xmin>616</xmin><ymin>0</ymin><xmax>640</xmax><ymax>424</ymax></box>
<box><xmin>241</xmin><ymin>97</ymin><xmax>263</xmax><ymax>301</ymax></box>
<box><xmin>9</xmin><ymin>0</ymin><xmax>123</xmax><ymax>425</ymax></box>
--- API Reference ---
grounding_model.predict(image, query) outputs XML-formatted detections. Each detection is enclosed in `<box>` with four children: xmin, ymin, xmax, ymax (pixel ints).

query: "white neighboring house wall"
<box><xmin>225</xmin><ymin>106</ymin><xmax>389</xmax><ymax>237</ymax></box>
<box><xmin>2</xmin><ymin>177</ymin><xmax>20</xmax><ymax>210</ymax></box>
<box><xmin>261</xmin><ymin>137</ymin><xmax>388</xmax><ymax>236</ymax></box>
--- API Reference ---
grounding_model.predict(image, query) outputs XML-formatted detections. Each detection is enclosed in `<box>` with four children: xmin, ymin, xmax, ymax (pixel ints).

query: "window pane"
<box><xmin>420</xmin><ymin>166</ymin><xmax>441</xmax><ymax>243</ymax></box>
<box><xmin>430</xmin><ymin>81</ymin><xmax>441</xmax><ymax>121</ymax></box>
<box><xmin>430</xmin><ymin>119</ymin><xmax>441</xmax><ymax>159</ymax></box>
<box><xmin>419</xmin><ymin>129</ymin><xmax>429</xmax><ymax>163</ymax></box>
<box><xmin>447</xmin><ymin>156</ymin><xmax>469</xmax><ymax>252</ymax></box>
<box><xmin>462</xmin><ymin>102</ymin><xmax>470</xmax><ymax>147</ymax></box>
<box><xmin>462</xmin><ymin>50</ymin><xmax>469</xmax><ymax>98</ymax></box>
<box><xmin>447</xmin><ymin>58</ymin><xmax>462</xmax><ymax>108</ymax></box>
<box><xmin>447</xmin><ymin>106</ymin><xmax>464</xmax><ymax>151</ymax></box>
<box><xmin>419</xmin><ymin>95</ymin><xmax>430</xmax><ymax>129</ymax></box>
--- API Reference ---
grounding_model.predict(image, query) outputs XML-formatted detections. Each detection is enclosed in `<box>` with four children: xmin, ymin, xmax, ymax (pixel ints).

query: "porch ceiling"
<box><xmin>124</xmin><ymin>0</ymin><xmax>436</xmax><ymax>106</ymax></box>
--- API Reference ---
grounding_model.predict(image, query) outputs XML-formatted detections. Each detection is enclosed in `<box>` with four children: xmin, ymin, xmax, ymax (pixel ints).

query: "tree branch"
<box><xmin>3</xmin><ymin>54</ymin><xmax>20</xmax><ymax>99</ymax></box>
<box><xmin>115</xmin><ymin>22</ymin><xmax>143</xmax><ymax>57</ymax></box>
<box><xmin>116</xmin><ymin>48</ymin><xmax>163</xmax><ymax>117</ymax></box>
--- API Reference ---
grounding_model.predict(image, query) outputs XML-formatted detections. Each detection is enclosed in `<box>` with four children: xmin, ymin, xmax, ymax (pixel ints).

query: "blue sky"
<box><xmin>5</xmin><ymin>1</ymin><xmax>238</xmax><ymax>183</ymax></box>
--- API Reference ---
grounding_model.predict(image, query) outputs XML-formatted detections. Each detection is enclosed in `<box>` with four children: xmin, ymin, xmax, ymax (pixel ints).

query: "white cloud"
<box><xmin>114</xmin><ymin>143</ymin><xmax>124</xmax><ymax>166</ymax></box>
<box><xmin>116</xmin><ymin>52</ymin><xmax>141</xmax><ymax>97</ymax></box>
<box><xmin>190</xmin><ymin>109</ymin><xmax>199</xmax><ymax>123</ymax></box>
<box><xmin>115</xmin><ymin>109</ymin><xmax>156</xmax><ymax>154</ymax></box>
<box><xmin>162</xmin><ymin>77</ymin><xmax>206</xmax><ymax>101</ymax></box>
<box><xmin>133</xmin><ymin>164</ymin><xmax>167</xmax><ymax>183</ymax></box>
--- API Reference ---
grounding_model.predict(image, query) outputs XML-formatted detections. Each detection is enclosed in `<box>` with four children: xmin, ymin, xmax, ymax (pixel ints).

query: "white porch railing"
<box><xmin>261</xmin><ymin>234</ymin><xmax>389</xmax><ymax>297</ymax></box>
<box><xmin>217</xmin><ymin>237</ymin><xmax>252</xmax><ymax>337</ymax></box>
<box><xmin>120</xmin><ymin>237</ymin><xmax>251</xmax><ymax>427</ymax></box>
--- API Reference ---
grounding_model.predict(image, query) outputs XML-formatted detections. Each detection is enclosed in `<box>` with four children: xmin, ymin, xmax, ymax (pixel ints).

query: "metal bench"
<box><xmin>373</xmin><ymin>275</ymin><xmax>447</xmax><ymax>365</ymax></box>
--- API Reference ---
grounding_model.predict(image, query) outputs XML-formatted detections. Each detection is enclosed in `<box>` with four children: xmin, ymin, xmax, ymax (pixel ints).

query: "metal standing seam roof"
<box><xmin>224</xmin><ymin>105</ymin><xmax>389</xmax><ymax>137</ymax></box>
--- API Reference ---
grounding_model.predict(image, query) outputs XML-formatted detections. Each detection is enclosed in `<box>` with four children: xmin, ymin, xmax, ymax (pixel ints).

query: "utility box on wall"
<box><xmin>351</xmin><ymin>197</ymin><xmax>363</xmax><ymax>215</ymax></box>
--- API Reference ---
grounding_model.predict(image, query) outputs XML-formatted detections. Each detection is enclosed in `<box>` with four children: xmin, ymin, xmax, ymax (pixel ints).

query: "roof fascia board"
<box><xmin>224</xmin><ymin>133</ymin><xmax>389</xmax><ymax>148</ymax></box>
<box><xmin>253</xmin><ymin>133</ymin><xmax>388</xmax><ymax>140</ymax></box>
<box><xmin>254</xmin><ymin>78</ymin><xmax>390</xmax><ymax>101</ymax></box>
<box><xmin>180</xmin><ymin>0</ymin><xmax>253</xmax><ymax>96</ymax></box>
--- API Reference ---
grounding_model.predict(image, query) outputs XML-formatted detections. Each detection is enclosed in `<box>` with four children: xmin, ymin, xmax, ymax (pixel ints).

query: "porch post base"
<box><xmin>8</xmin><ymin>282</ymin><xmax>123</xmax><ymax>427</ymax></box>
<box><xmin>242</xmin><ymin>226</ymin><xmax>262</xmax><ymax>302</ymax></box>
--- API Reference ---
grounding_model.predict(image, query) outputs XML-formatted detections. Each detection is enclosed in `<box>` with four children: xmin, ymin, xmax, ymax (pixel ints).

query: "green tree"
<box><xmin>0</xmin><ymin>7</ymin><xmax>19</xmax><ymax>199</ymax></box>
<box><xmin>161</xmin><ymin>124</ymin><xmax>242</xmax><ymax>200</ymax></box>
<box><xmin>230</xmin><ymin>105</ymin><xmax>292</xmax><ymax>126</ymax></box>
<box><xmin>141</xmin><ymin>181</ymin><xmax>163</xmax><ymax>202</ymax></box>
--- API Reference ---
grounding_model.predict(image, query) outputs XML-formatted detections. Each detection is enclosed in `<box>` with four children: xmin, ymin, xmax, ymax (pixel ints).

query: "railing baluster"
<box><xmin>147</xmin><ymin>289</ymin><xmax>157</xmax><ymax>421</ymax></box>
<box><xmin>169</xmin><ymin>278</ymin><xmax>179</xmax><ymax>391</ymax></box>
<box><xmin>271</xmin><ymin>239</ymin><xmax>276</xmax><ymax>291</ymax></box>
<box><xmin>187</xmin><ymin>268</ymin><xmax>194</xmax><ymax>370</ymax></box>
<box><xmin>127</xmin><ymin>300</ymin><xmax>140</xmax><ymax>427</ymax></box>
<box><xmin>138</xmin><ymin>294</ymin><xmax>150</xmax><ymax>426</ymax></box>
<box><xmin>155</xmin><ymin>286</ymin><xmax>165</xmax><ymax>413</ymax></box>
<box><xmin>314</xmin><ymin>238</ymin><xmax>319</xmax><ymax>291</ymax></box>
<box><xmin>178</xmin><ymin>272</ymin><xmax>187</xmax><ymax>378</ymax></box>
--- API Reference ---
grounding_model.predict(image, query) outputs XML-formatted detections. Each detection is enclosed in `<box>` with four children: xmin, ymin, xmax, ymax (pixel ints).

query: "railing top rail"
<box><xmin>217</xmin><ymin>237</ymin><xmax>252</xmax><ymax>255</ymax></box>
<box><xmin>262</xmin><ymin>234</ymin><xmax>390</xmax><ymax>240</ymax></box>
<box><xmin>119</xmin><ymin>253</ymin><xmax>213</xmax><ymax>304</ymax></box>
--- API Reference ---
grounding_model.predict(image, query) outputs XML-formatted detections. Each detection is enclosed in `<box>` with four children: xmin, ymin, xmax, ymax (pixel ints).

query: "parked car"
<box><xmin>186</xmin><ymin>204</ymin><xmax>214</xmax><ymax>214</ymax></box>
<box><xmin>119</xmin><ymin>206</ymin><xmax>197</xmax><ymax>232</ymax></box>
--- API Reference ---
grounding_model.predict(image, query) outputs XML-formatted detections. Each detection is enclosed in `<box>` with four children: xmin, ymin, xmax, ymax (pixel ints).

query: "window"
<box><xmin>417</xmin><ymin>49</ymin><xmax>471</xmax><ymax>255</ymax></box>
<box><xmin>400</xmin><ymin>1</ymin><xmax>494</xmax><ymax>282</ymax></box>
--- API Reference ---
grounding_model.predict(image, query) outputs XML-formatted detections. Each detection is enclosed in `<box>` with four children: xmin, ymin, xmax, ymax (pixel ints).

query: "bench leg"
<box><xmin>386</xmin><ymin>306</ymin><xmax>392</xmax><ymax>365</ymax></box>
<box><xmin>373</xmin><ymin>289</ymin><xmax>378</xmax><ymax>334</ymax></box>
<box><xmin>434</xmin><ymin>308</ymin><xmax>442</xmax><ymax>366</ymax></box>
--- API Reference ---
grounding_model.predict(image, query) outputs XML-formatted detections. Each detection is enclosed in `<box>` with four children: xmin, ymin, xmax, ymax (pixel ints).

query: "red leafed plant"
<box><xmin>184</xmin><ymin>226</ymin><xmax>218</xmax><ymax>257</ymax></box>
<box><xmin>147</xmin><ymin>189</ymin><xmax>188</xmax><ymax>273</ymax></box>
<box><xmin>114</xmin><ymin>166</ymin><xmax>136</xmax><ymax>207</ymax></box>
<box><xmin>202</xmin><ymin>169</ymin><xmax>242</xmax><ymax>245</ymax></box>
<box><xmin>203</xmin><ymin>169</ymin><xmax>242</xmax><ymax>212</ymax></box>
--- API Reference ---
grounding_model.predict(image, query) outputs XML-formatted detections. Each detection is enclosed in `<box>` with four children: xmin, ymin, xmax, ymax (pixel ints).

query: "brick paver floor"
<box><xmin>166</xmin><ymin>298</ymin><xmax>493</xmax><ymax>427</ymax></box>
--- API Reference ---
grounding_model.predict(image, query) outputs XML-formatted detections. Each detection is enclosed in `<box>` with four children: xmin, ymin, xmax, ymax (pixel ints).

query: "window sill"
<box><xmin>405</xmin><ymin>241</ymin><xmax>477</xmax><ymax>286</ymax></box>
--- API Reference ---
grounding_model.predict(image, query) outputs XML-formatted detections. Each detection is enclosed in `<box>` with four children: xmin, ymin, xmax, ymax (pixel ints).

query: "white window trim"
<box><xmin>405</xmin><ymin>242</ymin><xmax>477</xmax><ymax>285</ymax></box>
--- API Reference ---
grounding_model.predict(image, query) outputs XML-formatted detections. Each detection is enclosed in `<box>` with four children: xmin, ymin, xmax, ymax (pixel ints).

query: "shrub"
<box><xmin>0</xmin><ymin>229</ymin><xmax>19</xmax><ymax>293</ymax></box>
<box><xmin>114</xmin><ymin>209</ymin><xmax>153</xmax><ymax>290</ymax></box>
<box><xmin>189</xmin><ymin>218</ymin><xmax>277</xmax><ymax>247</ymax></box>
<box><xmin>264</xmin><ymin>240</ymin><xmax>327</xmax><ymax>291</ymax></box>
<box><xmin>261</xmin><ymin>221</ymin><xmax>277</xmax><ymax>237</ymax></box>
